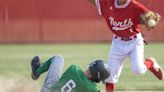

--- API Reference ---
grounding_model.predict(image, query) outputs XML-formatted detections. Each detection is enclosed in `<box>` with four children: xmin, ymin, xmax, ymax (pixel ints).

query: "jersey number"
<box><xmin>61</xmin><ymin>79</ymin><xmax>76</xmax><ymax>92</ymax></box>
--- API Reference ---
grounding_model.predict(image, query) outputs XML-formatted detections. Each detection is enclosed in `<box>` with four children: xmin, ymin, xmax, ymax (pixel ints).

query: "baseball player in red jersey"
<box><xmin>88</xmin><ymin>0</ymin><xmax>164</xmax><ymax>92</ymax></box>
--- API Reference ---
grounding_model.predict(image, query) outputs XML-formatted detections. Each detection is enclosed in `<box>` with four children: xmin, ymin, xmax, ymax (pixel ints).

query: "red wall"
<box><xmin>0</xmin><ymin>0</ymin><xmax>164</xmax><ymax>43</ymax></box>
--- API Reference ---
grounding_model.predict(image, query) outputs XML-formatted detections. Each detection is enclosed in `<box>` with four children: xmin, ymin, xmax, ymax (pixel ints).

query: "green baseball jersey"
<box><xmin>50</xmin><ymin>65</ymin><xmax>100</xmax><ymax>92</ymax></box>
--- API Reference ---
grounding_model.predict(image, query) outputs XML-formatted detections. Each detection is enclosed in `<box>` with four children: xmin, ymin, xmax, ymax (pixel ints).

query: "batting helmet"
<box><xmin>89</xmin><ymin>60</ymin><xmax>110</xmax><ymax>83</ymax></box>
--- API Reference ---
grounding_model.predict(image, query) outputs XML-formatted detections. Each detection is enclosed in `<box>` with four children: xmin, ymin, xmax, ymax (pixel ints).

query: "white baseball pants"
<box><xmin>106</xmin><ymin>33</ymin><xmax>147</xmax><ymax>83</ymax></box>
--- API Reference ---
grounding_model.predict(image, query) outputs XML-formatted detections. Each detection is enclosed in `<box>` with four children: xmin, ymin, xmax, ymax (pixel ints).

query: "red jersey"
<box><xmin>96</xmin><ymin>0</ymin><xmax>149</xmax><ymax>38</ymax></box>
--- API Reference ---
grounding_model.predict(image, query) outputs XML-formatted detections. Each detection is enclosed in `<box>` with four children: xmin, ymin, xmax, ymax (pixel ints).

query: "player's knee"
<box><xmin>52</xmin><ymin>55</ymin><xmax>64</xmax><ymax>63</ymax></box>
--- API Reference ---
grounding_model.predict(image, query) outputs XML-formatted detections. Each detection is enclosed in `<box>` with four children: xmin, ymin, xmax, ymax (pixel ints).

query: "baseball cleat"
<box><xmin>146</xmin><ymin>57</ymin><xmax>164</xmax><ymax>80</ymax></box>
<box><xmin>31</xmin><ymin>56</ymin><xmax>41</xmax><ymax>80</ymax></box>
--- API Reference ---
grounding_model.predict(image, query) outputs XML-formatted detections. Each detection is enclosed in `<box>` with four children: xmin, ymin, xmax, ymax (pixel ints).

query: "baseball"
<box><xmin>148</xmin><ymin>19</ymin><xmax>156</xmax><ymax>27</ymax></box>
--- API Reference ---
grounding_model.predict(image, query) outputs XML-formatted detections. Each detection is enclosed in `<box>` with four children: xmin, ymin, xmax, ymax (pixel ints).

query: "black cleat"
<box><xmin>31</xmin><ymin>56</ymin><xmax>41</xmax><ymax>80</ymax></box>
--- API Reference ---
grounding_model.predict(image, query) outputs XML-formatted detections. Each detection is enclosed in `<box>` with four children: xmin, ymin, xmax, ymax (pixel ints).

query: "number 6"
<box><xmin>61</xmin><ymin>80</ymin><xmax>76</xmax><ymax>92</ymax></box>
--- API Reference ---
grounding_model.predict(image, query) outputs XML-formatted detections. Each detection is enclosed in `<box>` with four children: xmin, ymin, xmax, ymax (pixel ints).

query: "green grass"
<box><xmin>0</xmin><ymin>43</ymin><xmax>164</xmax><ymax>91</ymax></box>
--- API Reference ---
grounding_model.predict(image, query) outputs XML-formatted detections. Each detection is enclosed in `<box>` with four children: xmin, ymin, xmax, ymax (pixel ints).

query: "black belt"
<box><xmin>114</xmin><ymin>35</ymin><xmax>137</xmax><ymax>41</ymax></box>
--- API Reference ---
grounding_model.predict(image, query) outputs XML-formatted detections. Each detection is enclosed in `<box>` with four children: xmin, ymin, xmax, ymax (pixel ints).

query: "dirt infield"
<box><xmin>0</xmin><ymin>77</ymin><xmax>160</xmax><ymax>92</ymax></box>
<box><xmin>0</xmin><ymin>78</ymin><xmax>161</xmax><ymax>92</ymax></box>
<box><xmin>0</xmin><ymin>77</ymin><xmax>40</xmax><ymax>92</ymax></box>
<box><xmin>0</xmin><ymin>77</ymin><xmax>161</xmax><ymax>92</ymax></box>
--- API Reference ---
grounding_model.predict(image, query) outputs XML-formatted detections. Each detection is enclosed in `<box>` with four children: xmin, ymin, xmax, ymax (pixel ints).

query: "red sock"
<box><xmin>144</xmin><ymin>59</ymin><xmax>153</xmax><ymax>69</ymax></box>
<box><xmin>106</xmin><ymin>83</ymin><xmax>114</xmax><ymax>92</ymax></box>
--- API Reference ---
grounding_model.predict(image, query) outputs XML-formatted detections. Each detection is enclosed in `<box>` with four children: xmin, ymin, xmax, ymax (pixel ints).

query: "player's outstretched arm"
<box><xmin>88</xmin><ymin>0</ymin><xmax>96</xmax><ymax>5</ymax></box>
<box><xmin>140</xmin><ymin>11</ymin><xmax>161</xmax><ymax>30</ymax></box>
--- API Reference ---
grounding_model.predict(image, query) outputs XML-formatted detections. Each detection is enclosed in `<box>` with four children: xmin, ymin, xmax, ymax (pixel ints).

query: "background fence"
<box><xmin>0</xmin><ymin>0</ymin><xmax>164</xmax><ymax>43</ymax></box>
